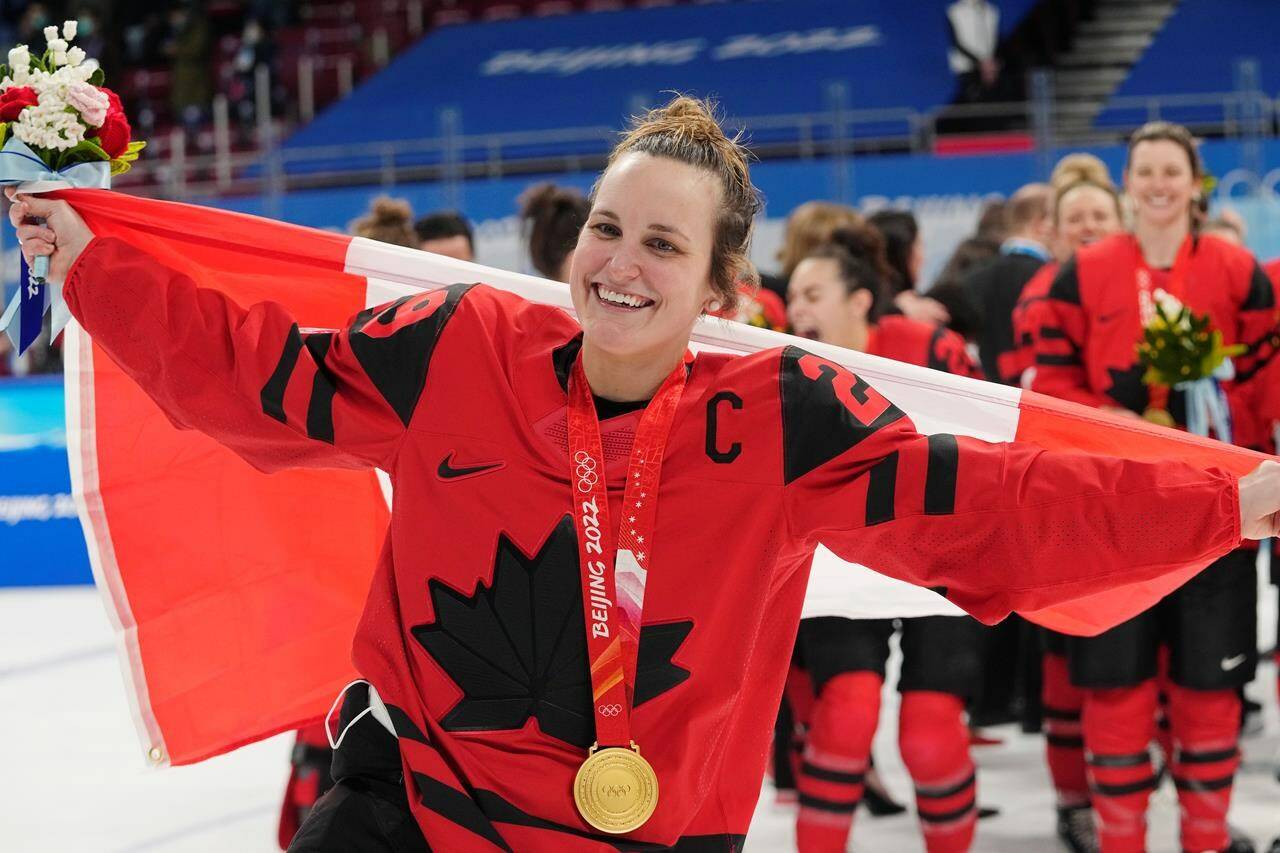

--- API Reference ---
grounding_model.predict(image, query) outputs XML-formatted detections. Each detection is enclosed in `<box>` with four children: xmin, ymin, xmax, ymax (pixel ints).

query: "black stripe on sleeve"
<box><xmin>1047</xmin><ymin>258</ymin><xmax>1082</xmax><ymax>305</ymax></box>
<box><xmin>303</xmin><ymin>332</ymin><xmax>337</xmax><ymax>444</ymax></box>
<box><xmin>1036</xmin><ymin>353</ymin><xmax>1082</xmax><ymax>366</ymax></box>
<box><xmin>1242</xmin><ymin>263</ymin><xmax>1276</xmax><ymax>311</ymax></box>
<box><xmin>1047</xmin><ymin>734</ymin><xmax>1085</xmax><ymax>749</ymax></box>
<box><xmin>260</xmin><ymin>323</ymin><xmax>303</xmax><ymax>423</ymax></box>
<box><xmin>924</xmin><ymin>434</ymin><xmax>959</xmax><ymax>515</ymax></box>
<box><xmin>865</xmin><ymin>452</ymin><xmax>898</xmax><ymax>526</ymax></box>
<box><xmin>413</xmin><ymin>772</ymin><xmax>513</xmax><ymax>851</ymax></box>
<box><xmin>1039</xmin><ymin>326</ymin><xmax>1070</xmax><ymax>340</ymax></box>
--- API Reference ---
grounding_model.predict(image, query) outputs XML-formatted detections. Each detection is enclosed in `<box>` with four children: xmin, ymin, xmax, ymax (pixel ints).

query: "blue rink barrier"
<box><xmin>0</xmin><ymin>376</ymin><xmax>92</xmax><ymax>587</ymax></box>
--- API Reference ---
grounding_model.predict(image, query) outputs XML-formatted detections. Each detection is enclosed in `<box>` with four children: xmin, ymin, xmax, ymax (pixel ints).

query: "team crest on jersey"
<box><xmin>412</xmin><ymin>515</ymin><xmax>693</xmax><ymax>747</ymax></box>
<box><xmin>779</xmin><ymin>346</ymin><xmax>906</xmax><ymax>484</ymax></box>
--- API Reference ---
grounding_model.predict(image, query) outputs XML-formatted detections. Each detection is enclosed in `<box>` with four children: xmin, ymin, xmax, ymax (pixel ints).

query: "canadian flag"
<box><xmin>55</xmin><ymin>190</ymin><xmax>1267</xmax><ymax>767</ymax></box>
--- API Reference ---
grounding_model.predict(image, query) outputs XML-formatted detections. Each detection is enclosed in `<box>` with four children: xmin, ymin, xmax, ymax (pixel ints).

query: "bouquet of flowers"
<box><xmin>0</xmin><ymin>21</ymin><xmax>144</xmax><ymax>174</ymax></box>
<box><xmin>0</xmin><ymin>20</ymin><xmax>145</xmax><ymax>353</ymax></box>
<box><xmin>1136</xmin><ymin>287</ymin><xmax>1242</xmax><ymax>439</ymax></box>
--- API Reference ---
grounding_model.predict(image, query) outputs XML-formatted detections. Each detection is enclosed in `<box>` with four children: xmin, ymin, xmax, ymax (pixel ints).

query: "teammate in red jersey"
<box><xmin>787</xmin><ymin>235</ymin><xmax>990</xmax><ymax>853</ymax></box>
<box><xmin>1033</xmin><ymin>122</ymin><xmax>1280</xmax><ymax>853</ymax></box>
<box><xmin>1012</xmin><ymin>152</ymin><xmax>1124</xmax><ymax>853</ymax></box>
<box><xmin>1011</xmin><ymin>154</ymin><xmax>1124</xmax><ymax>390</ymax></box>
<box><xmin>14</xmin><ymin>100</ymin><xmax>1280</xmax><ymax>853</ymax></box>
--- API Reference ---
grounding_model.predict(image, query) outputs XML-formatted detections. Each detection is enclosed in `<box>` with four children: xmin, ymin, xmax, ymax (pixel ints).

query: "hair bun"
<box><xmin>368</xmin><ymin>196</ymin><xmax>413</xmax><ymax>227</ymax></box>
<box><xmin>1050</xmin><ymin>153</ymin><xmax>1114</xmax><ymax>193</ymax></box>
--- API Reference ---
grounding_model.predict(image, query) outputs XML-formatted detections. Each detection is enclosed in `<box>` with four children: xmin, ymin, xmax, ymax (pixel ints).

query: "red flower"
<box><xmin>92</xmin><ymin>87</ymin><xmax>131</xmax><ymax>158</ymax></box>
<box><xmin>0</xmin><ymin>86</ymin><xmax>39</xmax><ymax>122</ymax></box>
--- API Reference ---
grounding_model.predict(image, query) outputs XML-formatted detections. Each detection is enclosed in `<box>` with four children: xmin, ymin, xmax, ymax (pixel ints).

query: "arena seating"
<box><xmin>279</xmin><ymin>0</ymin><xmax>1042</xmax><ymax>169</ymax></box>
<box><xmin>1095</xmin><ymin>0</ymin><xmax>1278</xmax><ymax>132</ymax></box>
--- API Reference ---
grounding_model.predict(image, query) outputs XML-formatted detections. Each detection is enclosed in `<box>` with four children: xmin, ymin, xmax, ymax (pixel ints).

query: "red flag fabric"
<box><xmin>53</xmin><ymin>189</ymin><xmax>1269</xmax><ymax>767</ymax></box>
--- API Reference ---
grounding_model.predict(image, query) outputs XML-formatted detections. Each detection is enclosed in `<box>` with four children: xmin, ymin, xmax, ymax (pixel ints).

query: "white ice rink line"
<box><xmin>2</xmin><ymin>586</ymin><xmax>1277</xmax><ymax>852</ymax></box>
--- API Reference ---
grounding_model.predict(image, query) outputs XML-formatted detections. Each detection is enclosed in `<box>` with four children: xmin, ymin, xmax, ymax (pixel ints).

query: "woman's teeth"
<box><xmin>596</xmin><ymin>285</ymin><xmax>653</xmax><ymax>308</ymax></box>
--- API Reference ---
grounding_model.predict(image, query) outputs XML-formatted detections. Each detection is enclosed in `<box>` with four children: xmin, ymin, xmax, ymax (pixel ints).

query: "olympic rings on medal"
<box><xmin>575</xmin><ymin>450</ymin><xmax>599</xmax><ymax>492</ymax></box>
<box><xmin>598</xmin><ymin>703</ymin><xmax>622</xmax><ymax>717</ymax></box>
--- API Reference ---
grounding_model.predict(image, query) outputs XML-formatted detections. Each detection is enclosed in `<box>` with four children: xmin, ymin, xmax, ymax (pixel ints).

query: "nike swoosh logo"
<box><xmin>437</xmin><ymin>452</ymin><xmax>505</xmax><ymax>481</ymax></box>
<box><xmin>1220</xmin><ymin>654</ymin><xmax>1247</xmax><ymax>671</ymax></box>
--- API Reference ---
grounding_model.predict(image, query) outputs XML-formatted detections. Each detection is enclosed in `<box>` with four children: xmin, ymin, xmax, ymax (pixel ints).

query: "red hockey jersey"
<box><xmin>1032</xmin><ymin>233</ymin><xmax>1280</xmax><ymax>451</ymax></box>
<box><xmin>869</xmin><ymin>314</ymin><xmax>981</xmax><ymax>379</ymax></box>
<box><xmin>1010</xmin><ymin>261</ymin><xmax>1059</xmax><ymax>387</ymax></box>
<box><xmin>64</xmin><ymin>237</ymin><xmax>1243</xmax><ymax>850</ymax></box>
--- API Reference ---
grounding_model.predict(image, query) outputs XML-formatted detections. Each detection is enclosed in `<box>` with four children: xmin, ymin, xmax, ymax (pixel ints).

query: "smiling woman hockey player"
<box><xmin>12</xmin><ymin>98</ymin><xmax>1280</xmax><ymax>852</ymax></box>
<box><xmin>1032</xmin><ymin>122</ymin><xmax>1280</xmax><ymax>853</ymax></box>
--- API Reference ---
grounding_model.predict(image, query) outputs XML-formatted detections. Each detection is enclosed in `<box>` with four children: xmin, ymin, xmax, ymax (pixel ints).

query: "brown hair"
<box><xmin>1126</xmin><ymin>121</ymin><xmax>1207</xmax><ymax>224</ymax></box>
<box><xmin>777</xmin><ymin>201</ymin><xmax>863</xmax><ymax>278</ymax></box>
<box><xmin>519</xmin><ymin>183</ymin><xmax>590</xmax><ymax>280</ymax></box>
<box><xmin>601</xmin><ymin>96</ymin><xmax>762</xmax><ymax>314</ymax></box>
<box><xmin>1127</xmin><ymin>121</ymin><xmax>1204</xmax><ymax>178</ymax></box>
<box><xmin>1005</xmin><ymin>183</ymin><xmax>1053</xmax><ymax>234</ymax></box>
<box><xmin>804</xmin><ymin>234</ymin><xmax>892</xmax><ymax>323</ymax></box>
<box><xmin>350</xmin><ymin>196</ymin><xmax>417</xmax><ymax>248</ymax></box>
<box><xmin>1050</xmin><ymin>153</ymin><xmax>1121</xmax><ymax>222</ymax></box>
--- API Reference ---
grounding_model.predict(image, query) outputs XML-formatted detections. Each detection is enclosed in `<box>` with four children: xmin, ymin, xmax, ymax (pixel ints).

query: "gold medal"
<box><xmin>573</xmin><ymin>742</ymin><xmax>659</xmax><ymax>834</ymax></box>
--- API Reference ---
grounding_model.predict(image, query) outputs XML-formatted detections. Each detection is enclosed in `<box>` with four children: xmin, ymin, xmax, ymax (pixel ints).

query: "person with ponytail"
<box><xmin>518</xmin><ymin>182</ymin><xmax>591</xmax><ymax>282</ymax></box>
<box><xmin>788</xmin><ymin>230</ymin><xmax>992</xmax><ymax>853</ymax></box>
<box><xmin>15</xmin><ymin>100</ymin><xmax>1280</xmax><ymax>852</ymax></box>
<box><xmin>1033</xmin><ymin>122</ymin><xmax>1280</xmax><ymax>853</ymax></box>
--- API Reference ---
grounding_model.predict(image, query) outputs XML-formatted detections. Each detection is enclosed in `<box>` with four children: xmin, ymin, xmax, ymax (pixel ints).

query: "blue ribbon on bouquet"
<box><xmin>0</xmin><ymin>136</ymin><xmax>111</xmax><ymax>354</ymax></box>
<box><xmin>1175</xmin><ymin>358</ymin><xmax>1235</xmax><ymax>443</ymax></box>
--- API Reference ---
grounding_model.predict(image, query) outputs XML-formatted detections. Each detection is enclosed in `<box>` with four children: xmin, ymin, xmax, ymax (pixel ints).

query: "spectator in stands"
<box><xmin>961</xmin><ymin>183</ymin><xmax>1053</xmax><ymax>384</ymax></box>
<box><xmin>231</xmin><ymin>17</ymin><xmax>277</xmax><ymax>137</ymax></box>
<box><xmin>518</xmin><ymin>183</ymin><xmax>589</xmax><ymax>281</ymax></box>
<box><xmin>946</xmin><ymin>0</ymin><xmax>1000</xmax><ymax>103</ymax></box>
<box><xmin>414</xmin><ymin>210</ymin><xmax>474</xmax><ymax>261</ymax></box>
<box><xmin>868</xmin><ymin>209</ymin><xmax>950</xmax><ymax>325</ymax></box>
<box><xmin>70</xmin><ymin>5</ymin><xmax>104</xmax><ymax>67</ymax></box>
<box><xmin>16</xmin><ymin>2</ymin><xmax>52</xmax><ymax>46</ymax></box>
<box><xmin>350</xmin><ymin>196</ymin><xmax>418</xmax><ymax>248</ymax></box>
<box><xmin>163</xmin><ymin>2</ymin><xmax>212</xmax><ymax>143</ymax></box>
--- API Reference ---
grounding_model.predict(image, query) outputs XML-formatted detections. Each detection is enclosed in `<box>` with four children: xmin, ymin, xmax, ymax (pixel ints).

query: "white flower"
<box><xmin>52</xmin><ymin>50</ymin><xmax>67</xmax><ymax>67</ymax></box>
<box><xmin>48</xmin><ymin>38</ymin><xmax>68</xmax><ymax>54</ymax></box>
<box><xmin>9</xmin><ymin>44</ymin><xmax>30</xmax><ymax>68</ymax></box>
<box><xmin>62</xmin><ymin>20</ymin><xmax>78</xmax><ymax>42</ymax></box>
<box><xmin>66</xmin><ymin>47</ymin><xmax>85</xmax><ymax>67</ymax></box>
<box><xmin>43</xmin><ymin>25</ymin><xmax>58</xmax><ymax>45</ymax></box>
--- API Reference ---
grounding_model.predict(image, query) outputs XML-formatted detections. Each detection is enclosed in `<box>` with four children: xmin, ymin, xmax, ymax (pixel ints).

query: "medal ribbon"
<box><xmin>567</xmin><ymin>351</ymin><xmax>690</xmax><ymax>749</ymax></box>
<box><xmin>1133</xmin><ymin>233</ymin><xmax>1194</xmax><ymax>325</ymax></box>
